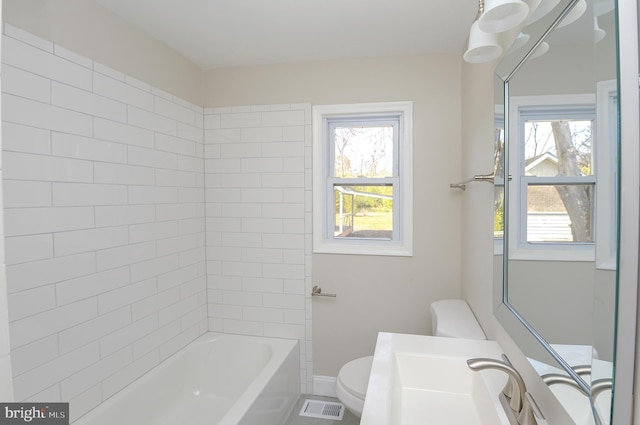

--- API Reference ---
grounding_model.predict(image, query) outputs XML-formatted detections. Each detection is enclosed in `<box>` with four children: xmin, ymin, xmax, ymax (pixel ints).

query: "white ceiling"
<box><xmin>94</xmin><ymin>0</ymin><xmax>477</xmax><ymax>70</ymax></box>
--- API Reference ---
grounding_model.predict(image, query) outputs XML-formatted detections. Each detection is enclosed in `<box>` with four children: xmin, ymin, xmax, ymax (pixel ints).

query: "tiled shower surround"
<box><xmin>204</xmin><ymin>106</ymin><xmax>313</xmax><ymax>387</ymax></box>
<box><xmin>1</xmin><ymin>25</ymin><xmax>312</xmax><ymax>420</ymax></box>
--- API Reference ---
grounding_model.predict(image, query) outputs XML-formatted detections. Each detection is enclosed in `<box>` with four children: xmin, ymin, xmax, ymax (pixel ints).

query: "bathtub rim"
<box><xmin>72</xmin><ymin>331</ymin><xmax>300</xmax><ymax>425</ymax></box>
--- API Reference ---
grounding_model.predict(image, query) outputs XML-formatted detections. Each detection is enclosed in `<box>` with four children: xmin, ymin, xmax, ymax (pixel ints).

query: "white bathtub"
<box><xmin>74</xmin><ymin>332</ymin><xmax>300</xmax><ymax>425</ymax></box>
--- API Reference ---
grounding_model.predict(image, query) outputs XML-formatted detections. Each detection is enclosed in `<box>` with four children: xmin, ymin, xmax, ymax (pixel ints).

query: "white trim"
<box><xmin>611</xmin><ymin>1</ymin><xmax>639</xmax><ymax>421</ymax></box>
<box><xmin>508</xmin><ymin>247</ymin><xmax>595</xmax><ymax>262</ymax></box>
<box><xmin>525</xmin><ymin>151</ymin><xmax>557</xmax><ymax>171</ymax></box>
<box><xmin>312</xmin><ymin>375</ymin><xmax>337</xmax><ymax>397</ymax></box>
<box><xmin>595</xmin><ymin>79</ymin><xmax>618</xmax><ymax>270</ymax></box>
<box><xmin>494</xmin><ymin>237</ymin><xmax>504</xmax><ymax>256</ymax></box>
<box><xmin>312</xmin><ymin>102</ymin><xmax>413</xmax><ymax>257</ymax></box>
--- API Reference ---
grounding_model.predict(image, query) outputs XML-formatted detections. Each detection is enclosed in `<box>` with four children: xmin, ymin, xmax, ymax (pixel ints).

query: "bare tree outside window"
<box><xmin>551</xmin><ymin>121</ymin><xmax>593</xmax><ymax>241</ymax></box>
<box><xmin>334</xmin><ymin>126</ymin><xmax>393</xmax><ymax>178</ymax></box>
<box><xmin>332</xmin><ymin>125</ymin><xmax>394</xmax><ymax>239</ymax></box>
<box><xmin>314</xmin><ymin>103</ymin><xmax>412</xmax><ymax>255</ymax></box>
<box><xmin>524</xmin><ymin>119</ymin><xmax>594</xmax><ymax>242</ymax></box>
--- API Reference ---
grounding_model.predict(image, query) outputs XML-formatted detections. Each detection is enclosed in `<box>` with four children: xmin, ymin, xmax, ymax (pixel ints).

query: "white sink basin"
<box><xmin>361</xmin><ymin>332</ymin><xmax>511</xmax><ymax>425</ymax></box>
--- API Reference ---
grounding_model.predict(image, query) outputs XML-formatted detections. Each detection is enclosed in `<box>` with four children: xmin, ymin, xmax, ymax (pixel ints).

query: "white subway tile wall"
<box><xmin>205</xmin><ymin>103</ymin><xmax>313</xmax><ymax>393</ymax></box>
<box><xmin>1</xmin><ymin>23</ymin><xmax>314</xmax><ymax>417</ymax></box>
<box><xmin>2</xmin><ymin>25</ymin><xmax>208</xmax><ymax>420</ymax></box>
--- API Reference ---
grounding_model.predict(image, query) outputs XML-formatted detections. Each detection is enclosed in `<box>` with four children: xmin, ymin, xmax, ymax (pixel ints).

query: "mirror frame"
<box><xmin>495</xmin><ymin>0</ymin><xmax>595</xmax><ymax>391</ymax></box>
<box><xmin>493</xmin><ymin>0</ymin><xmax>639</xmax><ymax>423</ymax></box>
<box><xmin>608</xmin><ymin>0</ymin><xmax>639</xmax><ymax>423</ymax></box>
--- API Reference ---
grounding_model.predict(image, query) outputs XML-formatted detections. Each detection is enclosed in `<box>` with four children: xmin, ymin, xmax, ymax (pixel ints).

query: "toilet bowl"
<box><xmin>334</xmin><ymin>299</ymin><xmax>486</xmax><ymax>417</ymax></box>
<box><xmin>335</xmin><ymin>355</ymin><xmax>373</xmax><ymax>417</ymax></box>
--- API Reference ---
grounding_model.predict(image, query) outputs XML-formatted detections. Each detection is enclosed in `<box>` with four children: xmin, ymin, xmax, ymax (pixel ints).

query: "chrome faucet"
<box><xmin>591</xmin><ymin>378</ymin><xmax>613</xmax><ymax>425</ymax></box>
<box><xmin>467</xmin><ymin>356</ymin><xmax>527</xmax><ymax>412</ymax></box>
<box><xmin>467</xmin><ymin>356</ymin><xmax>544</xmax><ymax>425</ymax></box>
<box><xmin>542</xmin><ymin>373</ymin><xmax>612</xmax><ymax>425</ymax></box>
<box><xmin>541</xmin><ymin>373</ymin><xmax>589</xmax><ymax>396</ymax></box>
<box><xmin>591</xmin><ymin>378</ymin><xmax>612</xmax><ymax>400</ymax></box>
<box><xmin>571</xmin><ymin>364</ymin><xmax>593</xmax><ymax>377</ymax></box>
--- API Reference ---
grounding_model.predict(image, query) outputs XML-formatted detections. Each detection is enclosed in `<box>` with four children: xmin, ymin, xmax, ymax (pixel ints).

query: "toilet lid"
<box><xmin>337</xmin><ymin>356</ymin><xmax>374</xmax><ymax>399</ymax></box>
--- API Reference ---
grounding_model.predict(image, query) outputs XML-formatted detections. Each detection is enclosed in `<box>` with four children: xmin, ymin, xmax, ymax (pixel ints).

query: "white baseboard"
<box><xmin>312</xmin><ymin>375</ymin><xmax>337</xmax><ymax>397</ymax></box>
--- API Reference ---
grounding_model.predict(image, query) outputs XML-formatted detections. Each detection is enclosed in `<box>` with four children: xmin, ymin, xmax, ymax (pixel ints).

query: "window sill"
<box><xmin>313</xmin><ymin>240</ymin><xmax>413</xmax><ymax>257</ymax></box>
<box><xmin>596</xmin><ymin>257</ymin><xmax>616</xmax><ymax>270</ymax></box>
<box><xmin>508</xmin><ymin>247</ymin><xmax>595</xmax><ymax>262</ymax></box>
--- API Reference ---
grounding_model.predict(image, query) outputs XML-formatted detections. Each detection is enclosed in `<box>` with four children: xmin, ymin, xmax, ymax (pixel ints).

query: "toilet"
<box><xmin>334</xmin><ymin>299</ymin><xmax>486</xmax><ymax>417</ymax></box>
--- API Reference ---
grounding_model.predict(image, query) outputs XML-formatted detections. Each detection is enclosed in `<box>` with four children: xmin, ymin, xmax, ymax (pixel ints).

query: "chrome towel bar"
<box><xmin>450</xmin><ymin>173</ymin><xmax>497</xmax><ymax>190</ymax></box>
<box><xmin>311</xmin><ymin>285</ymin><xmax>336</xmax><ymax>297</ymax></box>
<box><xmin>450</xmin><ymin>173</ymin><xmax>511</xmax><ymax>190</ymax></box>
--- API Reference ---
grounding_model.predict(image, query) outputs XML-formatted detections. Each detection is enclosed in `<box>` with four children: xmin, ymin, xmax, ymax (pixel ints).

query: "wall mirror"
<box><xmin>492</xmin><ymin>0</ymin><xmax>621</xmax><ymax>423</ymax></box>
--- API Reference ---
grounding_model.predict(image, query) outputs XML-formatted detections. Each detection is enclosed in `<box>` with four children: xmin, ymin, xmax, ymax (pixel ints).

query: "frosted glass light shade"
<box><xmin>594</xmin><ymin>17</ymin><xmax>606</xmax><ymax>43</ymax></box>
<box><xmin>529</xmin><ymin>41</ymin><xmax>549</xmax><ymax>59</ymax></box>
<box><xmin>507</xmin><ymin>32</ymin><xmax>531</xmax><ymax>55</ymax></box>
<box><xmin>478</xmin><ymin>0</ymin><xmax>530</xmax><ymax>33</ymax></box>
<box><xmin>526</xmin><ymin>0</ymin><xmax>561</xmax><ymax>24</ymax></box>
<box><xmin>557</xmin><ymin>0</ymin><xmax>587</xmax><ymax>28</ymax></box>
<box><xmin>522</xmin><ymin>0</ymin><xmax>543</xmax><ymax>21</ymax></box>
<box><xmin>464</xmin><ymin>21</ymin><xmax>504</xmax><ymax>63</ymax></box>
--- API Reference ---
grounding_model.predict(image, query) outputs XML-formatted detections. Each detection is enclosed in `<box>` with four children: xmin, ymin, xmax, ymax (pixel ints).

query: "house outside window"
<box><xmin>312</xmin><ymin>102</ymin><xmax>413</xmax><ymax>256</ymax></box>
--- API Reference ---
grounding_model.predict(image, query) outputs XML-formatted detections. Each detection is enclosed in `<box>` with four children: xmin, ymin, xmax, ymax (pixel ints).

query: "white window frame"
<box><xmin>312</xmin><ymin>102</ymin><xmax>413</xmax><ymax>256</ymax></box>
<box><xmin>595</xmin><ymin>79</ymin><xmax>618</xmax><ymax>270</ymax></box>
<box><xmin>508</xmin><ymin>94</ymin><xmax>596</xmax><ymax>262</ymax></box>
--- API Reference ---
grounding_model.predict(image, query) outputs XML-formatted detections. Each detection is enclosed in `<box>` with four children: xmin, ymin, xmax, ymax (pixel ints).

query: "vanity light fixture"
<box><xmin>522</xmin><ymin>0</ymin><xmax>543</xmax><ymax>18</ymax></box>
<box><xmin>557</xmin><ymin>0</ymin><xmax>587</xmax><ymax>27</ymax></box>
<box><xmin>594</xmin><ymin>16</ymin><xmax>606</xmax><ymax>43</ymax></box>
<box><xmin>464</xmin><ymin>0</ymin><xmax>543</xmax><ymax>63</ymax></box>
<box><xmin>464</xmin><ymin>20</ymin><xmax>504</xmax><ymax>63</ymax></box>
<box><xmin>526</xmin><ymin>0</ymin><xmax>561</xmax><ymax>24</ymax></box>
<box><xmin>464</xmin><ymin>0</ymin><xmax>504</xmax><ymax>63</ymax></box>
<box><xmin>478</xmin><ymin>0</ymin><xmax>530</xmax><ymax>33</ymax></box>
<box><xmin>529</xmin><ymin>41</ymin><xmax>550</xmax><ymax>58</ymax></box>
<box><xmin>507</xmin><ymin>32</ymin><xmax>531</xmax><ymax>54</ymax></box>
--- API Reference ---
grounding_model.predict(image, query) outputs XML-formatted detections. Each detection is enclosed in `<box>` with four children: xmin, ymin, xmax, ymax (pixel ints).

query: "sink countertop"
<box><xmin>360</xmin><ymin>332</ymin><xmax>512</xmax><ymax>425</ymax></box>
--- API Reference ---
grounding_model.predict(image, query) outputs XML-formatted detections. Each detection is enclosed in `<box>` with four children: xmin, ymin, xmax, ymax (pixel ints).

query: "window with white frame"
<box><xmin>509</xmin><ymin>95</ymin><xmax>596</xmax><ymax>261</ymax></box>
<box><xmin>595</xmin><ymin>79</ymin><xmax>619</xmax><ymax>270</ymax></box>
<box><xmin>312</xmin><ymin>102</ymin><xmax>413</xmax><ymax>256</ymax></box>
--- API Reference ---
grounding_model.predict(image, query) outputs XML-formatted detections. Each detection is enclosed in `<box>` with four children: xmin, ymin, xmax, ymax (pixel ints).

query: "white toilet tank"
<box><xmin>429</xmin><ymin>299</ymin><xmax>486</xmax><ymax>340</ymax></box>
<box><xmin>335</xmin><ymin>298</ymin><xmax>487</xmax><ymax>418</ymax></box>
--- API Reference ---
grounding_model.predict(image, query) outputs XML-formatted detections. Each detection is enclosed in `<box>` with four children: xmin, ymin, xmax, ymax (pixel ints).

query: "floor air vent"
<box><xmin>299</xmin><ymin>399</ymin><xmax>345</xmax><ymax>420</ymax></box>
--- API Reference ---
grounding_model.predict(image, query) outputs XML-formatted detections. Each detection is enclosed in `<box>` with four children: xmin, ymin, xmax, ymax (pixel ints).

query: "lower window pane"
<box><xmin>334</xmin><ymin>185</ymin><xmax>393</xmax><ymax>239</ymax></box>
<box><xmin>527</xmin><ymin>184</ymin><xmax>594</xmax><ymax>242</ymax></box>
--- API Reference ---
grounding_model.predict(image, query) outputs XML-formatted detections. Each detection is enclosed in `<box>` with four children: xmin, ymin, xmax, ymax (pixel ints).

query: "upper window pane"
<box><xmin>524</xmin><ymin>119</ymin><xmax>593</xmax><ymax>177</ymax></box>
<box><xmin>333</xmin><ymin>125</ymin><xmax>394</xmax><ymax>178</ymax></box>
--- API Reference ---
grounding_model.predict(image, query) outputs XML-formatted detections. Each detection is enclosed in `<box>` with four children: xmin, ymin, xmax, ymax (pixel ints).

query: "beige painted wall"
<box><xmin>2</xmin><ymin>0</ymin><xmax>203</xmax><ymax>105</ymax></box>
<box><xmin>460</xmin><ymin>59</ymin><xmax>576</xmax><ymax>425</ymax></box>
<box><xmin>203</xmin><ymin>55</ymin><xmax>466</xmax><ymax>376</ymax></box>
<box><xmin>202</xmin><ymin>55</ymin><xmax>460</xmax><ymax>107</ymax></box>
<box><xmin>459</xmin><ymin>60</ymin><xmax>496</xmax><ymax>334</ymax></box>
<box><xmin>3</xmin><ymin>1</ymin><xmax>636</xmax><ymax>421</ymax></box>
<box><xmin>3</xmin><ymin>0</ymin><xmax>465</xmax><ymax>386</ymax></box>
